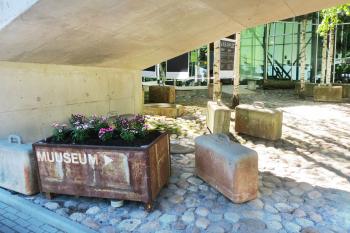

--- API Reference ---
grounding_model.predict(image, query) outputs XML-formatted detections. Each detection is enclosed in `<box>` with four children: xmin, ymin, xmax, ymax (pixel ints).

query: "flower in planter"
<box><xmin>69</xmin><ymin>113</ymin><xmax>87</xmax><ymax>126</ymax></box>
<box><xmin>98</xmin><ymin>127</ymin><xmax>114</xmax><ymax>142</ymax></box>
<box><xmin>72</xmin><ymin>123</ymin><xmax>92</xmax><ymax>144</ymax></box>
<box><xmin>114</xmin><ymin>115</ymin><xmax>148</xmax><ymax>142</ymax></box>
<box><xmin>89</xmin><ymin>115</ymin><xmax>109</xmax><ymax>134</ymax></box>
<box><xmin>51</xmin><ymin>123</ymin><xmax>68</xmax><ymax>142</ymax></box>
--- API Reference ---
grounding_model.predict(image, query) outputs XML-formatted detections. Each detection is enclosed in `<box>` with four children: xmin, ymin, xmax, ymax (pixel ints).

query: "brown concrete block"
<box><xmin>195</xmin><ymin>134</ymin><xmax>258</xmax><ymax>203</ymax></box>
<box><xmin>149</xmin><ymin>86</ymin><xmax>176</xmax><ymax>104</ymax></box>
<box><xmin>235</xmin><ymin>104</ymin><xmax>283</xmax><ymax>140</ymax></box>
<box><xmin>313</xmin><ymin>85</ymin><xmax>343</xmax><ymax>102</ymax></box>
<box><xmin>206</xmin><ymin>101</ymin><xmax>231</xmax><ymax>134</ymax></box>
<box><xmin>263</xmin><ymin>80</ymin><xmax>296</xmax><ymax>89</ymax></box>
<box><xmin>143</xmin><ymin>103</ymin><xmax>184</xmax><ymax>118</ymax></box>
<box><xmin>333</xmin><ymin>84</ymin><xmax>350</xmax><ymax>98</ymax></box>
<box><xmin>295</xmin><ymin>82</ymin><xmax>316</xmax><ymax>97</ymax></box>
<box><xmin>0</xmin><ymin>139</ymin><xmax>39</xmax><ymax>195</ymax></box>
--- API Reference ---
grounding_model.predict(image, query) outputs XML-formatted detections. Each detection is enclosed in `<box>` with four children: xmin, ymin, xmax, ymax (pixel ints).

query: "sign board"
<box><xmin>220</xmin><ymin>39</ymin><xmax>235</xmax><ymax>71</ymax></box>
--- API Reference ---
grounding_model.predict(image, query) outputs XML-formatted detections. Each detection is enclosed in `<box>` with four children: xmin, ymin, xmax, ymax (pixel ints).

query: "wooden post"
<box><xmin>213</xmin><ymin>40</ymin><xmax>221</xmax><ymax>102</ymax></box>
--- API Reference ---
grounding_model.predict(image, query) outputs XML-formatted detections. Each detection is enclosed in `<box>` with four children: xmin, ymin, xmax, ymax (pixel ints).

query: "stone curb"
<box><xmin>0</xmin><ymin>188</ymin><xmax>97</xmax><ymax>233</ymax></box>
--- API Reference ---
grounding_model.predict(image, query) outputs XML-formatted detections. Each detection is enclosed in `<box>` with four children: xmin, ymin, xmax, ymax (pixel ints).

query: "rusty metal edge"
<box><xmin>0</xmin><ymin>188</ymin><xmax>97</xmax><ymax>233</ymax></box>
<box><xmin>32</xmin><ymin>132</ymin><xmax>168</xmax><ymax>151</ymax></box>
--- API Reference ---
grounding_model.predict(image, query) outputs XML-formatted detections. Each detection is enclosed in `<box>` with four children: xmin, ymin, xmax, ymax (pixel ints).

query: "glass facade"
<box><xmin>240</xmin><ymin>13</ymin><xmax>350</xmax><ymax>83</ymax></box>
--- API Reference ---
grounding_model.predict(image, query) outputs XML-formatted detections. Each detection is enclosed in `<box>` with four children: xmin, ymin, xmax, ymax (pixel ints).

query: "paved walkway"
<box><xmin>0</xmin><ymin>200</ymin><xmax>64</xmax><ymax>233</ymax></box>
<box><xmin>8</xmin><ymin>89</ymin><xmax>350</xmax><ymax>232</ymax></box>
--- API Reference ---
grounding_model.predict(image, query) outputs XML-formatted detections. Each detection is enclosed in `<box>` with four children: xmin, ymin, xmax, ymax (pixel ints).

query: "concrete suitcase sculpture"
<box><xmin>235</xmin><ymin>102</ymin><xmax>283</xmax><ymax>140</ymax></box>
<box><xmin>206</xmin><ymin>101</ymin><xmax>231</xmax><ymax>134</ymax></box>
<box><xmin>0</xmin><ymin>135</ymin><xmax>39</xmax><ymax>195</ymax></box>
<box><xmin>195</xmin><ymin>134</ymin><xmax>258</xmax><ymax>203</ymax></box>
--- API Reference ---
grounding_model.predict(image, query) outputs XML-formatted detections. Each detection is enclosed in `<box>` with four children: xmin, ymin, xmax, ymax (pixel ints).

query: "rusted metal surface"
<box><xmin>32</xmin><ymin>133</ymin><xmax>170</xmax><ymax>207</ymax></box>
<box><xmin>195</xmin><ymin>134</ymin><xmax>258</xmax><ymax>203</ymax></box>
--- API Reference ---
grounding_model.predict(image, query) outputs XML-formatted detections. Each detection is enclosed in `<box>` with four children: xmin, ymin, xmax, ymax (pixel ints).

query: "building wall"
<box><xmin>0</xmin><ymin>61</ymin><xmax>142</xmax><ymax>143</ymax></box>
<box><xmin>0</xmin><ymin>0</ymin><xmax>38</xmax><ymax>30</ymax></box>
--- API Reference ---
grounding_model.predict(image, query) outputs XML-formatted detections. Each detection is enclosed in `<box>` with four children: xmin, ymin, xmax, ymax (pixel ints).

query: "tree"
<box><xmin>213</xmin><ymin>40</ymin><xmax>221</xmax><ymax>102</ymax></box>
<box><xmin>318</xmin><ymin>4</ymin><xmax>350</xmax><ymax>84</ymax></box>
<box><xmin>299</xmin><ymin>18</ymin><xmax>307</xmax><ymax>99</ymax></box>
<box><xmin>232</xmin><ymin>32</ymin><xmax>241</xmax><ymax>108</ymax></box>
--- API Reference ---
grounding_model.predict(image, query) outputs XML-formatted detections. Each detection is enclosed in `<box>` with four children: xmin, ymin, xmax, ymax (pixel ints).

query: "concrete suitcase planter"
<box><xmin>313</xmin><ymin>85</ymin><xmax>342</xmax><ymax>102</ymax></box>
<box><xmin>32</xmin><ymin>132</ymin><xmax>170</xmax><ymax>210</ymax></box>
<box><xmin>195</xmin><ymin>134</ymin><xmax>258</xmax><ymax>203</ymax></box>
<box><xmin>0</xmin><ymin>136</ymin><xmax>39</xmax><ymax>195</ymax></box>
<box><xmin>149</xmin><ymin>86</ymin><xmax>176</xmax><ymax>104</ymax></box>
<box><xmin>235</xmin><ymin>103</ymin><xmax>283</xmax><ymax>140</ymax></box>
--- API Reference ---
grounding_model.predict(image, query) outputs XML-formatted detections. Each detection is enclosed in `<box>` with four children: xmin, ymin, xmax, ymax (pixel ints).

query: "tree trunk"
<box><xmin>213</xmin><ymin>40</ymin><xmax>221</xmax><ymax>102</ymax></box>
<box><xmin>326</xmin><ymin>29</ymin><xmax>335</xmax><ymax>84</ymax></box>
<box><xmin>207</xmin><ymin>43</ymin><xmax>211</xmax><ymax>86</ymax></box>
<box><xmin>321</xmin><ymin>35</ymin><xmax>328</xmax><ymax>84</ymax></box>
<box><xmin>299</xmin><ymin>19</ymin><xmax>307</xmax><ymax>99</ymax></box>
<box><xmin>232</xmin><ymin>32</ymin><xmax>241</xmax><ymax>108</ymax></box>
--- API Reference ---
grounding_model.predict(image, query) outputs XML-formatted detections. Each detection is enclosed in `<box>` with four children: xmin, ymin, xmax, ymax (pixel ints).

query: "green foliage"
<box><xmin>318</xmin><ymin>4</ymin><xmax>350</xmax><ymax>36</ymax></box>
<box><xmin>120</xmin><ymin>130</ymin><xmax>136</xmax><ymax>142</ymax></box>
<box><xmin>149</xmin><ymin>121</ymin><xmax>181</xmax><ymax>135</ymax></box>
<box><xmin>71</xmin><ymin>125</ymin><xmax>91</xmax><ymax>143</ymax></box>
<box><xmin>52</xmin><ymin>123</ymin><xmax>68</xmax><ymax>142</ymax></box>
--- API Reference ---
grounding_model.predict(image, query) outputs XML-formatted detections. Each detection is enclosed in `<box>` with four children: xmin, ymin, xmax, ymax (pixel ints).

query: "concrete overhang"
<box><xmin>0</xmin><ymin>0</ymin><xmax>347</xmax><ymax>69</ymax></box>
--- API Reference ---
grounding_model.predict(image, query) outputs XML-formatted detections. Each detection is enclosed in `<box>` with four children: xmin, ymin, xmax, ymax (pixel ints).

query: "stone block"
<box><xmin>149</xmin><ymin>86</ymin><xmax>176</xmax><ymax>104</ymax></box>
<box><xmin>295</xmin><ymin>82</ymin><xmax>316</xmax><ymax>97</ymax></box>
<box><xmin>235</xmin><ymin>103</ymin><xmax>283</xmax><ymax>140</ymax></box>
<box><xmin>143</xmin><ymin>103</ymin><xmax>184</xmax><ymax>118</ymax></box>
<box><xmin>0</xmin><ymin>138</ymin><xmax>39</xmax><ymax>195</ymax></box>
<box><xmin>333</xmin><ymin>83</ymin><xmax>350</xmax><ymax>98</ymax></box>
<box><xmin>263</xmin><ymin>80</ymin><xmax>296</xmax><ymax>89</ymax></box>
<box><xmin>195</xmin><ymin>134</ymin><xmax>258</xmax><ymax>203</ymax></box>
<box><xmin>206</xmin><ymin>101</ymin><xmax>231</xmax><ymax>134</ymax></box>
<box><xmin>313</xmin><ymin>85</ymin><xmax>342</xmax><ymax>102</ymax></box>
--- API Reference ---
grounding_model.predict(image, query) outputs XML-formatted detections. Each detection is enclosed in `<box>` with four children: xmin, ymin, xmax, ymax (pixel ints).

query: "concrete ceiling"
<box><xmin>0</xmin><ymin>0</ymin><xmax>347</xmax><ymax>69</ymax></box>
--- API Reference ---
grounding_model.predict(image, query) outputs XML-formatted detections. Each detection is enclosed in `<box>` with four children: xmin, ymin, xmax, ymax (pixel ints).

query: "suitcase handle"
<box><xmin>8</xmin><ymin>135</ymin><xmax>22</xmax><ymax>144</ymax></box>
<box><xmin>253</xmin><ymin>101</ymin><xmax>265</xmax><ymax>108</ymax></box>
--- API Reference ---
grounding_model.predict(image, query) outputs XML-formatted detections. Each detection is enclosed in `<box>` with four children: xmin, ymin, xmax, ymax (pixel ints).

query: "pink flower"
<box><xmin>98</xmin><ymin>127</ymin><xmax>114</xmax><ymax>139</ymax></box>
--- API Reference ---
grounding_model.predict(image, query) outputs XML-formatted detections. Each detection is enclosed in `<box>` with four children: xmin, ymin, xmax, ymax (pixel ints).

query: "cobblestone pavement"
<box><xmin>17</xmin><ymin>89</ymin><xmax>350</xmax><ymax>232</ymax></box>
<box><xmin>0</xmin><ymin>200</ymin><xmax>64</xmax><ymax>233</ymax></box>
